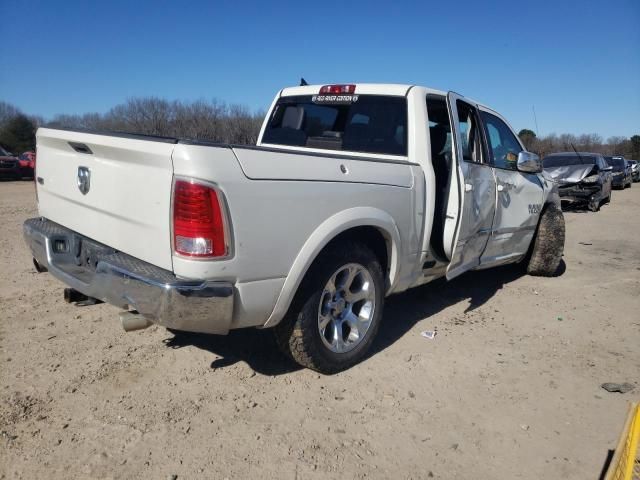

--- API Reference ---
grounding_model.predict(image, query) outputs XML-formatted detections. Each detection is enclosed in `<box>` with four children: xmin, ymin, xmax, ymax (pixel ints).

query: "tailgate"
<box><xmin>35</xmin><ymin>128</ymin><xmax>176</xmax><ymax>271</ymax></box>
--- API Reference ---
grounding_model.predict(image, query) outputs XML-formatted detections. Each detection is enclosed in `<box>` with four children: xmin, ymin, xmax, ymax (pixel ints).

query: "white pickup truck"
<box><xmin>24</xmin><ymin>83</ymin><xmax>565</xmax><ymax>373</ymax></box>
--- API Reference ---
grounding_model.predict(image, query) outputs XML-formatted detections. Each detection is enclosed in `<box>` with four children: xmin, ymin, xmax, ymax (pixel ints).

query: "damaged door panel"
<box><xmin>479</xmin><ymin>110</ymin><xmax>543</xmax><ymax>265</ymax></box>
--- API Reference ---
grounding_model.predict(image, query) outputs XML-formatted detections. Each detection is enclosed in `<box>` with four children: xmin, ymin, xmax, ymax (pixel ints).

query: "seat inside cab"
<box><xmin>426</xmin><ymin>95</ymin><xmax>456</xmax><ymax>261</ymax></box>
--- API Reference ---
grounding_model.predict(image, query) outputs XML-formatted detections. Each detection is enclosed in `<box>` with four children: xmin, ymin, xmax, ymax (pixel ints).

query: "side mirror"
<box><xmin>602</xmin><ymin>166</ymin><xmax>613</xmax><ymax>171</ymax></box>
<box><xmin>516</xmin><ymin>151</ymin><xmax>542</xmax><ymax>173</ymax></box>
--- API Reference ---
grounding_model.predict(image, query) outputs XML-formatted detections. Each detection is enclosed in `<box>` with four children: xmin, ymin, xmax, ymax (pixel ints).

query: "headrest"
<box><xmin>281</xmin><ymin>106</ymin><xmax>304</xmax><ymax>129</ymax></box>
<box><xmin>429</xmin><ymin>124</ymin><xmax>448</xmax><ymax>156</ymax></box>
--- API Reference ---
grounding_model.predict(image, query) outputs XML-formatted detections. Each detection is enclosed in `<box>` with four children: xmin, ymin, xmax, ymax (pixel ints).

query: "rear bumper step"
<box><xmin>23</xmin><ymin>217</ymin><xmax>234</xmax><ymax>334</ymax></box>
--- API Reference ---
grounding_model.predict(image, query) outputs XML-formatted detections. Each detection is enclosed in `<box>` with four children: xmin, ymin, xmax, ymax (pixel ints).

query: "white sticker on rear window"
<box><xmin>312</xmin><ymin>94</ymin><xmax>359</xmax><ymax>104</ymax></box>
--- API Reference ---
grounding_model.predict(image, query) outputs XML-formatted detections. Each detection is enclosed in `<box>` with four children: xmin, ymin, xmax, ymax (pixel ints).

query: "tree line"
<box><xmin>1</xmin><ymin>98</ymin><xmax>639</xmax><ymax>160</ymax></box>
<box><xmin>0</xmin><ymin>98</ymin><xmax>264</xmax><ymax>154</ymax></box>
<box><xmin>517</xmin><ymin>129</ymin><xmax>640</xmax><ymax>160</ymax></box>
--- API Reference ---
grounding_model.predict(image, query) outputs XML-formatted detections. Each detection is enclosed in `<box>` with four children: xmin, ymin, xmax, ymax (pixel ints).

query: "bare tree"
<box><xmin>173</xmin><ymin>99</ymin><xmax>227</xmax><ymax>139</ymax></box>
<box><xmin>607</xmin><ymin>136</ymin><xmax>627</xmax><ymax>155</ymax></box>
<box><xmin>14</xmin><ymin>98</ymin><xmax>634</xmax><ymax>153</ymax></box>
<box><xmin>0</xmin><ymin>101</ymin><xmax>22</xmax><ymax>128</ymax></box>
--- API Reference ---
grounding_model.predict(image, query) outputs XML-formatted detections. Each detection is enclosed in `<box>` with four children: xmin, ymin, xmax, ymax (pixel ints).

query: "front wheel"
<box><xmin>274</xmin><ymin>242</ymin><xmax>385</xmax><ymax>373</ymax></box>
<box><xmin>525</xmin><ymin>203</ymin><xmax>565</xmax><ymax>277</ymax></box>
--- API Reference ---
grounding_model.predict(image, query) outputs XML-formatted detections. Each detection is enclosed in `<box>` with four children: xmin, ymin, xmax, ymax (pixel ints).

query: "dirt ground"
<box><xmin>1</xmin><ymin>180</ymin><xmax>639</xmax><ymax>480</ymax></box>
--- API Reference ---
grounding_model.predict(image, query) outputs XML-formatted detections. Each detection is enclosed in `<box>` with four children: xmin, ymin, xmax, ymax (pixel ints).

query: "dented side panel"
<box><xmin>481</xmin><ymin>169</ymin><xmax>544</xmax><ymax>265</ymax></box>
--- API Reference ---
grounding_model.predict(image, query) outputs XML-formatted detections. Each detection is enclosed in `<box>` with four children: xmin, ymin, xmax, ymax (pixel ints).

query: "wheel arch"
<box><xmin>263</xmin><ymin>207</ymin><xmax>401</xmax><ymax>328</ymax></box>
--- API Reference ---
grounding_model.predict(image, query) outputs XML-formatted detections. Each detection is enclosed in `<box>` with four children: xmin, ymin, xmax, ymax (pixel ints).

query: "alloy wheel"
<box><xmin>317</xmin><ymin>263</ymin><xmax>376</xmax><ymax>353</ymax></box>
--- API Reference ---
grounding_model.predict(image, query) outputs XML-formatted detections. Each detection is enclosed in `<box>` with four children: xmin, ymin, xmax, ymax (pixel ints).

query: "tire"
<box><xmin>525</xmin><ymin>203</ymin><xmax>565</xmax><ymax>277</ymax></box>
<box><xmin>274</xmin><ymin>241</ymin><xmax>385</xmax><ymax>374</ymax></box>
<box><xmin>589</xmin><ymin>198</ymin><xmax>600</xmax><ymax>212</ymax></box>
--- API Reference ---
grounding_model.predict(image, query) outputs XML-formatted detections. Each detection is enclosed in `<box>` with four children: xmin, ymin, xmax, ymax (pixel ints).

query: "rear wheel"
<box><xmin>274</xmin><ymin>242</ymin><xmax>385</xmax><ymax>374</ymax></box>
<box><xmin>525</xmin><ymin>203</ymin><xmax>565</xmax><ymax>277</ymax></box>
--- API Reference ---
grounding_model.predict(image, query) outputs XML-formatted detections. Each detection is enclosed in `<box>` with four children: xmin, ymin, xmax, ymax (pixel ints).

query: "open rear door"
<box><xmin>445</xmin><ymin>93</ymin><xmax>497</xmax><ymax>280</ymax></box>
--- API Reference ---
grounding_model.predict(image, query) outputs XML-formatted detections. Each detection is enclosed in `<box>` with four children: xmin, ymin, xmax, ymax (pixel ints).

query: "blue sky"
<box><xmin>1</xmin><ymin>0</ymin><xmax>638</xmax><ymax>138</ymax></box>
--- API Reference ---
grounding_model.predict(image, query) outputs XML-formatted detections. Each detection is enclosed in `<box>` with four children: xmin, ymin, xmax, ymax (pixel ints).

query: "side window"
<box><xmin>480</xmin><ymin>111</ymin><xmax>523</xmax><ymax>170</ymax></box>
<box><xmin>456</xmin><ymin>100</ymin><xmax>484</xmax><ymax>163</ymax></box>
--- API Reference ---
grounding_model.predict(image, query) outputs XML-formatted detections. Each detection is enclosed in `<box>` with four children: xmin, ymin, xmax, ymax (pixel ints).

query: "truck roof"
<box><xmin>277</xmin><ymin>83</ymin><xmax>499</xmax><ymax>113</ymax></box>
<box><xmin>279</xmin><ymin>83</ymin><xmax>447</xmax><ymax>98</ymax></box>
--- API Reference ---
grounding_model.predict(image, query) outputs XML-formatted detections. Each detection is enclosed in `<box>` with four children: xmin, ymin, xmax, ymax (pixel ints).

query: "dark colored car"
<box><xmin>628</xmin><ymin>159</ymin><xmax>639</xmax><ymax>182</ymax></box>
<box><xmin>543</xmin><ymin>152</ymin><xmax>613</xmax><ymax>212</ymax></box>
<box><xmin>0</xmin><ymin>146</ymin><xmax>21</xmax><ymax>180</ymax></box>
<box><xmin>605</xmin><ymin>156</ymin><xmax>632</xmax><ymax>189</ymax></box>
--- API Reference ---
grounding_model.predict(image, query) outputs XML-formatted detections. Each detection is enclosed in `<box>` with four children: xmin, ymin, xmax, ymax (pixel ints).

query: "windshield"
<box><xmin>606</xmin><ymin>157</ymin><xmax>625</xmax><ymax>168</ymax></box>
<box><xmin>543</xmin><ymin>154</ymin><xmax>596</xmax><ymax>168</ymax></box>
<box><xmin>262</xmin><ymin>95</ymin><xmax>408</xmax><ymax>156</ymax></box>
<box><xmin>0</xmin><ymin>147</ymin><xmax>10</xmax><ymax>156</ymax></box>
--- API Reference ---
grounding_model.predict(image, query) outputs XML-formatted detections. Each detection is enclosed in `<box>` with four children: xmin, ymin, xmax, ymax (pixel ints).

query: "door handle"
<box><xmin>465</xmin><ymin>183</ymin><xmax>473</xmax><ymax>192</ymax></box>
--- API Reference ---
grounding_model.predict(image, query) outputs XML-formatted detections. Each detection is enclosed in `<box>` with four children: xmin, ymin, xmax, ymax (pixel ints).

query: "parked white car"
<box><xmin>24</xmin><ymin>83</ymin><xmax>565</xmax><ymax>372</ymax></box>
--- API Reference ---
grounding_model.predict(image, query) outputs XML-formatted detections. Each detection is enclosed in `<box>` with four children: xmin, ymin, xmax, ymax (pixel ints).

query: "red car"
<box><xmin>18</xmin><ymin>151</ymin><xmax>36</xmax><ymax>177</ymax></box>
<box><xmin>0</xmin><ymin>147</ymin><xmax>35</xmax><ymax>180</ymax></box>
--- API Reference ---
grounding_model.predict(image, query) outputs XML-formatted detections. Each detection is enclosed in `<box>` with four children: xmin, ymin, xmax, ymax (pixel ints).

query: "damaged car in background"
<box><xmin>543</xmin><ymin>152</ymin><xmax>612</xmax><ymax>212</ymax></box>
<box><xmin>605</xmin><ymin>156</ymin><xmax>633</xmax><ymax>189</ymax></box>
<box><xmin>628</xmin><ymin>159</ymin><xmax>639</xmax><ymax>182</ymax></box>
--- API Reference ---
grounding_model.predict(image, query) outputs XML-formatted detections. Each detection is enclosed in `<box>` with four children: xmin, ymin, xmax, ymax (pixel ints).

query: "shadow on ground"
<box><xmin>369</xmin><ymin>263</ymin><xmax>527</xmax><ymax>358</ymax></box>
<box><xmin>164</xmin><ymin>262</ymin><xmax>564</xmax><ymax>375</ymax></box>
<box><xmin>163</xmin><ymin>327</ymin><xmax>300</xmax><ymax>376</ymax></box>
<box><xmin>561</xmin><ymin>200</ymin><xmax>614</xmax><ymax>214</ymax></box>
<box><xmin>562</xmin><ymin>203</ymin><xmax>594</xmax><ymax>214</ymax></box>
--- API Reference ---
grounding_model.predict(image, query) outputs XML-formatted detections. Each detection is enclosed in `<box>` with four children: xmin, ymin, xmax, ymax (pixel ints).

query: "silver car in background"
<box><xmin>543</xmin><ymin>152</ymin><xmax>613</xmax><ymax>212</ymax></box>
<box><xmin>628</xmin><ymin>159</ymin><xmax>639</xmax><ymax>182</ymax></box>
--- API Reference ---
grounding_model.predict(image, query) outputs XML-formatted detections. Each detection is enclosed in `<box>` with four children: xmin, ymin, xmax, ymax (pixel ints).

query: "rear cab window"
<box><xmin>261</xmin><ymin>95</ymin><xmax>408</xmax><ymax>156</ymax></box>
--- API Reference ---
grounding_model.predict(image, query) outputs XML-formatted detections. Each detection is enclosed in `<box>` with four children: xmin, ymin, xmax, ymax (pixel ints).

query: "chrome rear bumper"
<box><xmin>23</xmin><ymin>217</ymin><xmax>234</xmax><ymax>334</ymax></box>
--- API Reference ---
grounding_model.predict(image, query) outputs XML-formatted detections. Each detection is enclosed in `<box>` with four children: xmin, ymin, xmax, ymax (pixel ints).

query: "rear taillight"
<box><xmin>172</xmin><ymin>179</ymin><xmax>228</xmax><ymax>258</ymax></box>
<box><xmin>319</xmin><ymin>84</ymin><xmax>356</xmax><ymax>94</ymax></box>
